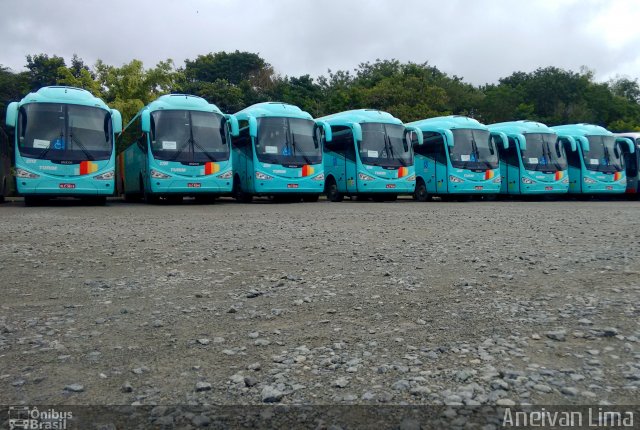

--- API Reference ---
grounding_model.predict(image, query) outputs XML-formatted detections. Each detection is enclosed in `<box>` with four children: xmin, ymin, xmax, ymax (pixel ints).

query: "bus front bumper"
<box><xmin>150</xmin><ymin>178</ymin><xmax>233</xmax><ymax>194</ymax></box>
<box><xmin>17</xmin><ymin>177</ymin><xmax>114</xmax><ymax>196</ymax></box>
<box><xmin>253</xmin><ymin>179</ymin><xmax>325</xmax><ymax>195</ymax></box>
<box><xmin>357</xmin><ymin>180</ymin><xmax>415</xmax><ymax>194</ymax></box>
<box><xmin>519</xmin><ymin>183</ymin><xmax>570</xmax><ymax>194</ymax></box>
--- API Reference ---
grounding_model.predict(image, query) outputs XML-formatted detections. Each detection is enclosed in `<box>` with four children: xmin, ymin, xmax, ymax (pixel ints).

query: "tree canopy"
<box><xmin>1</xmin><ymin>52</ymin><xmax>639</xmax><ymax>135</ymax></box>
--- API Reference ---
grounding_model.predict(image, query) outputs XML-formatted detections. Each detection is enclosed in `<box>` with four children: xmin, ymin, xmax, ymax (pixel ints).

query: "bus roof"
<box><xmin>318</xmin><ymin>109</ymin><xmax>403</xmax><ymax>127</ymax></box>
<box><xmin>616</xmin><ymin>132</ymin><xmax>640</xmax><ymax>140</ymax></box>
<box><xmin>234</xmin><ymin>102</ymin><xmax>313</xmax><ymax>121</ymax></box>
<box><xmin>144</xmin><ymin>94</ymin><xmax>223</xmax><ymax>115</ymax></box>
<box><xmin>407</xmin><ymin>115</ymin><xmax>487</xmax><ymax>132</ymax></box>
<box><xmin>488</xmin><ymin>120</ymin><xmax>555</xmax><ymax>135</ymax></box>
<box><xmin>550</xmin><ymin>123</ymin><xmax>614</xmax><ymax>137</ymax></box>
<box><xmin>14</xmin><ymin>86</ymin><xmax>110</xmax><ymax>111</ymax></box>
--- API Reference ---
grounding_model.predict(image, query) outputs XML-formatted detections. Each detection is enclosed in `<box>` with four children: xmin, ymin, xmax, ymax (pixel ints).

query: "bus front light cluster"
<box><xmin>217</xmin><ymin>170</ymin><xmax>233</xmax><ymax>179</ymax></box>
<box><xmin>358</xmin><ymin>173</ymin><xmax>375</xmax><ymax>181</ymax></box>
<box><xmin>255</xmin><ymin>172</ymin><xmax>273</xmax><ymax>180</ymax></box>
<box><xmin>94</xmin><ymin>170</ymin><xmax>115</xmax><ymax>180</ymax></box>
<box><xmin>492</xmin><ymin>177</ymin><xmax>502</xmax><ymax>183</ymax></box>
<box><xmin>562</xmin><ymin>177</ymin><xmax>569</xmax><ymax>184</ymax></box>
<box><xmin>15</xmin><ymin>168</ymin><xmax>40</xmax><ymax>179</ymax></box>
<box><xmin>584</xmin><ymin>177</ymin><xmax>596</xmax><ymax>184</ymax></box>
<box><xmin>150</xmin><ymin>169</ymin><xmax>171</xmax><ymax>179</ymax></box>
<box><xmin>522</xmin><ymin>177</ymin><xmax>535</xmax><ymax>184</ymax></box>
<box><xmin>312</xmin><ymin>173</ymin><xmax>325</xmax><ymax>181</ymax></box>
<box><xmin>406</xmin><ymin>174</ymin><xmax>416</xmax><ymax>182</ymax></box>
<box><xmin>449</xmin><ymin>175</ymin><xmax>464</xmax><ymax>183</ymax></box>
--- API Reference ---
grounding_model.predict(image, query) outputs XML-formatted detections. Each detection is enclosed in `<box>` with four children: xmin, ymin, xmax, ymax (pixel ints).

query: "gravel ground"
<box><xmin>0</xmin><ymin>197</ymin><xmax>639</xmax><ymax>423</ymax></box>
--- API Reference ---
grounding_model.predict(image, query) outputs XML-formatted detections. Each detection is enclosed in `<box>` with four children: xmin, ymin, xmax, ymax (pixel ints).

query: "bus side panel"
<box><xmin>324</xmin><ymin>151</ymin><xmax>347</xmax><ymax>193</ymax></box>
<box><xmin>123</xmin><ymin>143</ymin><xmax>144</xmax><ymax>194</ymax></box>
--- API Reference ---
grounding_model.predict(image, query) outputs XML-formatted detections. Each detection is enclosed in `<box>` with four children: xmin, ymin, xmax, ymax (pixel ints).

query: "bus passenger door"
<box><xmin>434</xmin><ymin>135</ymin><xmax>448</xmax><ymax>194</ymax></box>
<box><xmin>346</xmin><ymin>139</ymin><xmax>358</xmax><ymax>194</ymax></box>
<box><xmin>503</xmin><ymin>138</ymin><xmax>520</xmax><ymax>194</ymax></box>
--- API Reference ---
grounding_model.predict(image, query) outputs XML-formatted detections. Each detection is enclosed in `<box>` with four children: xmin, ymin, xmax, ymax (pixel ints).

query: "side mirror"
<box><xmin>578</xmin><ymin>136</ymin><xmax>590</xmax><ymax>152</ymax></box>
<box><xmin>491</xmin><ymin>132</ymin><xmax>509</xmax><ymax>149</ymax></box>
<box><xmin>225</xmin><ymin>114</ymin><xmax>239</xmax><ymax>137</ymax></box>
<box><xmin>566</xmin><ymin>136</ymin><xmax>577</xmax><ymax>152</ymax></box>
<box><xmin>406</xmin><ymin>126</ymin><xmax>423</xmax><ymax>145</ymax></box>
<box><xmin>248</xmin><ymin>116</ymin><xmax>258</xmax><ymax>138</ymax></box>
<box><xmin>141</xmin><ymin>110</ymin><xmax>151</xmax><ymax>133</ymax></box>
<box><xmin>352</xmin><ymin>122</ymin><xmax>362</xmax><ymax>142</ymax></box>
<box><xmin>442</xmin><ymin>129</ymin><xmax>454</xmax><ymax>147</ymax></box>
<box><xmin>111</xmin><ymin>109</ymin><xmax>122</xmax><ymax>134</ymax></box>
<box><xmin>315</xmin><ymin>120</ymin><xmax>332</xmax><ymax>143</ymax></box>
<box><xmin>514</xmin><ymin>133</ymin><xmax>526</xmax><ymax>151</ymax></box>
<box><xmin>5</xmin><ymin>102</ymin><xmax>18</xmax><ymax>128</ymax></box>
<box><xmin>617</xmin><ymin>137</ymin><xmax>635</xmax><ymax>154</ymax></box>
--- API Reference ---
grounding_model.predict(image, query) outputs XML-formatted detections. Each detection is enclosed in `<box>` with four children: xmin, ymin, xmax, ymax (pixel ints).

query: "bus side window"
<box><xmin>327</xmin><ymin>126</ymin><xmax>355</xmax><ymax>161</ymax></box>
<box><xmin>502</xmin><ymin>138</ymin><xmax>519</xmax><ymax>166</ymax></box>
<box><xmin>562</xmin><ymin>139</ymin><xmax>581</xmax><ymax>168</ymax></box>
<box><xmin>234</xmin><ymin>127</ymin><xmax>251</xmax><ymax>148</ymax></box>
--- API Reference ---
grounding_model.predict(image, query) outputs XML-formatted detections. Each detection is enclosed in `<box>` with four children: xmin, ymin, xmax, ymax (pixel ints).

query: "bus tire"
<box><xmin>302</xmin><ymin>194</ymin><xmax>320</xmax><ymax>203</ymax></box>
<box><xmin>144</xmin><ymin>189</ymin><xmax>159</xmax><ymax>204</ymax></box>
<box><xmin>233</xmin><ymin>176</ymin><xmax>252</xmax><ymax>203</ymax></box>
<box><xmin>414</xmin><ymin>179</ymin><xmax>430</xmax><ymax>202</ymax></box>
<box><xmin>325</xmin><ymin>178</ymin><xmax>343</xmax><ymax>202</ymax></box>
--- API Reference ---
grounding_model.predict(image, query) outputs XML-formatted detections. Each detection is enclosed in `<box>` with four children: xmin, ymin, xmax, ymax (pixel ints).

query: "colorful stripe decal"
<box><xmin>302</xmin><ymin>165</ymin><xmax>315</xmax><ymax>177</ymax></box>
<box><xmin>555</xmin><ymin>171</ymin><xmax>564</xmax><ymax>181</ymax></box>
<box><xmin>205</xmin><ymin>162</ymin><xmax>220</xmax><ymax>175</ymax></box>
<box><xmin>397</xmin><ymin>166</ymin><xmax>408</xmax><ymax>178</ymax></box>
<box><xmin>484</xmin><ymin>170</ymin><xmax>495</xmax><ymax>180</ymax></box>
<box><xmin>79</xmin><ymin>161</ymin><xmax>98</xmax><ymax>175</ymax></box>
<box><xmin>614</xmin><ymin>171</ymin><xmax>622</xmax><ymax>181</ymax></box>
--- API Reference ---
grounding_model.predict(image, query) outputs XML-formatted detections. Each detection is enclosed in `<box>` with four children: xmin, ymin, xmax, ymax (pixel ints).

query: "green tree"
<box><xmin>25</xmin><ymin>54</ymin><xmax>66</xmax><ymax>90</ymax></box>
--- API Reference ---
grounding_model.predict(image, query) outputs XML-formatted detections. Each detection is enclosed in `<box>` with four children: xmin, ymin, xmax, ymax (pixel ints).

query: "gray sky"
<box><xmin>2</xmin><ymin>0</ymin><xmax>639</xmax><ymax>85</ymax></box>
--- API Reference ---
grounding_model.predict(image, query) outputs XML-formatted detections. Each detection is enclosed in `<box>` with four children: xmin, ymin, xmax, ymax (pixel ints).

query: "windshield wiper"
<box><xmin>191</xmin><ymin>138</ymin><xmax>216</xmax><ymax>162</ymax></box>
<box><xmin>36</xmin><ymin>130</ymin><xmax>63</xmax><ymax>160</ymax></box>
<box><xmin>168</xmin><ymin>139</ymin><xmax>191</xmax><ymax>161</ymax></box>
<box><xmin>69</xmin><ymin>128</ymin><xmax>95</xmax><ymax>161</ymax></box>
<box><xmin>290</xmin><ymin>131</ymin><xmax>312</xmax><ymax>165</ymax></box>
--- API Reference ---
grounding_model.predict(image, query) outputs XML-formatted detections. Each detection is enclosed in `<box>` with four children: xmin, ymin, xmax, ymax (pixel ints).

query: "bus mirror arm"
<box><xmin>515</xmin><ymin>133</ymin><xmax>526</xmax><ymax>151</ymax></box>
<box><xmin>5</xmin><ymin>102</ymin><xmax>18</xmax><ymax>128</ymax></box>
<box><xmin>441</xmin><ymin>129</ymin><xmax>454</xmax><ymax>147</ymax></box>
<box><xmin>406</xmin><ymin>126</ymin><xmax>423</xmax><ymax>145</ymax></box>
<box><xmin>561</xmin><ymin>136</ymin><xmax>577</xmax><ymax>152</ymax></box>
<box><xmin>225</xmin><ymin>114</ymin><xmax>240</xmax><ymax>137</ymax></box>
<box><xmin>141</xmin><ymin>111</ymin><xmax>151</xmax><ymax>133</ymax></box>
<box><xmin>352</xmin><ymin>122</ymin><xmax>362</xmax><ymax>142</ymax></box>
<box><xmin>617</xmin><ymin>137</ymin><xmax>635</xmax><ymax>154</ymax></box>
<box><xmin>577</xmin><ymin>136</ymin><xmax>589</xmax><ymax>152</ymax></box>
<box><xmin>315</xmin><ymin>121</ymin><xmax>332</xmax><ymax>143</ymax></box>
<box><xmin>491</xmin><ymin>132</ymin><xmax>508</xmax><ymax>149</ymax></box>
<box><xmin>248</xmin><ymin>116</ymin><xmax>258</xmax><ymax>139</ymax></box>
<box><xmin>111</xmin><ymin>109</ymin><xmax>122</xmax><ymax>134</ymax></box>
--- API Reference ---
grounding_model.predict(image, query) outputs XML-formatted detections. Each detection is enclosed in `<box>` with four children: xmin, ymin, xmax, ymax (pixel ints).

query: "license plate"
<box><xmin>386</xmin><ymin>184</ymin><xmax>396</xmax><ymax>189</ymax></box>
<box><xmin>545</xmin><ymin>186</ymin><xmax>553</xmax><ymax>191</ymax></box>
<box><xmin>474</xmin><ymin>186</ymin><xmax>483</xmax><ymax>190</ymax></box>
<box><xmin>59</xmin><ymin>183</ymin><xmax>76</xmax><ymax>189</ymax></box>
<box><xmin>287</xmin><ymin>184</ymin><xmax>299</xmax><ymax>188</ymax></box>
<box><xmin>187</xmin><ymin>183</ymin><xmax>201</xmax><ymax>188</ymax></box>
<box><xmin>606</xmin><ymin>186</ymin><xmax>613</xmax><ymax>190</ymax></box>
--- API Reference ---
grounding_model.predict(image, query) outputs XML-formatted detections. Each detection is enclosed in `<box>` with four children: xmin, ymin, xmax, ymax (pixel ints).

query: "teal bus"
<box><xmin>117</xmin><ymin>94</ymin><xmax>239</xmax><ymax>203</ymax></box>
<box><xmin>4</xmin><ymin>86</ymin><xmax>122</xmax><ymax>205</ymax></box>
<box><xmin>406</xmin><ymin>115</ymin><xmax>507</xmax><ymax>201</ymax></box>
<box><xmin>231</xmin><ymin>102</ymin><xmax>331</xmax><ymax>202</ymax></box>
<box><xmin>551</xmin><ymin>124</ymin><xmax>634</xmax><ymax>195</ymax></box>
<box><xmin>616</xmin><ymin>132</ymin><xmax>640</xmax><ymax>198</ymax></box>
<box><xmin>489</xmin><ymin>121</ymin><xmax>574</xmax><ymax>196</ymax></box>
<box><xmin>0</xmin><ymin>127</ymin><xmax>12</xmax><ymax>202</ymax></box>
<box><xmin>319</xmin><ymin>109</ymin><xmax>422</xmax><ymax>202</ymax></box>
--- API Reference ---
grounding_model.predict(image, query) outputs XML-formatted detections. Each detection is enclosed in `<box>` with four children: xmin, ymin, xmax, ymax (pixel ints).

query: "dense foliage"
<box><xmin>2</xmin><ymin>51</ymin><xmax>639</xmax><ymax>138</ymax></box>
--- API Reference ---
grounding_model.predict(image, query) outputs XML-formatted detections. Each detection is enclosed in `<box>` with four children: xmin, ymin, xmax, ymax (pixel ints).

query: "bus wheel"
<box><xmin>144</xmin><ymin>190</ymin><xmax>159</xmax><ymax>204</ymax></box>
<box><xmin>325</xmin><ymin>178</ymin><xmax>343</xmax><ymax>202</ymax></box>
<box><xmin>85</xmin><ymin>196</ymin><xmax>107</xmax><ymax>206</ymax></box>
<box><xmin>302</xmin><ymin>194</ymin><xmax>320</xmax><ymax>203</ymax></box>
<box><xmin>233</xmin><ymin>177</ymin><xmax>253</xmax><ymax>203</ymax></box>
<box><xmin>414</xmin><ymin>180</ymin><xmax>430</xmax><ymax>202</ymax></box>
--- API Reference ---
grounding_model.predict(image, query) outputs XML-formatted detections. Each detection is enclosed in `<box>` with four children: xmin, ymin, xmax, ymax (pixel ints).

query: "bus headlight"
<box><xmin>562</xmin><ymin>177</ymin><xmax>569</xmax><ymax>184</ymax></box>
<box><xmin>406</xmin><ymin>174</ymin><xmax>416</xmax><ymax>182</ymax></box>
<box><xmin>312</xmin><ymin>173</ymin><xmax>325</xmax><ymax>181</ymax></box>
<box><xmin>14</xmin><ymin>168</ymin><xmax>40</xmax><ymax>179</ymax></box>
<box><xmin>150</xmin><ymin>169</ymin><xmax>171</xmax><ymax>179</ymax></box>
<box><xmin>255</xmin><ymin>172</ymin><xmax>273</xmax><ymax>180</ymax></box>
<box><xmin>358</xmin><ymin>172</ymin><xmax>375</xmax><ymax>181</ymax></box>
<box><xmin>492</xmin><ymin>177</ymin><xmax>502</xmax><ymax>183</ymax></box>
<box><xmin>583</xmin><ymin>177</ymin><xmax>596</xmax><ymax>184</ymax></box>
<box><xmin>449</xmin><ymin>175</ymin><xmax>464</xmax><ymax>183</ymax></box>
<box><xmin>522</xmin><ymin>177</ymin><xmax>535</xmax><ymax>184</ymax></box>
<box><xmin>217</xmin><ymin>170</ymin><xmax>233</xmax><ymax>179</ymax></box>
<box><xmin>94</xmin><ymin>170</ymin><xmax>115</xmax><ymax>180</ymax></box>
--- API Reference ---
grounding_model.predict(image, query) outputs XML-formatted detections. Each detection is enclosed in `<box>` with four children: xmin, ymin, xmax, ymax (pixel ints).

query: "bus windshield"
<box><xmin>449</xmin><ymin>129</ymin><xmax>499</xmax><ymax>170</ymax></box>
<box><xmin>255</xmin><ymin>117</ymin><xmax>320</xmax><ymax>165</ymax></box>
<box><xmin>583</xmin><ymin>135</ymin><xmax>624</xmax><ymax>172</ymax></box>
<box><xmin>359</xmin><ymin>123</ymin><xmax>412</xmax><ymax>167</ymax></box>
<box><xmin>150</xmin><ymin>110</ymin><xmax>228</xmax><ymax>163</ymax></box>
<box><xmin>521</xmin><ymin>133</ymin><xmax>567</xmax><ymax>172</ymax></box>
<box><xmin>17</xmin><ymin>103</ymin><xmax>112</xmax><ymax>161</ymax></box>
